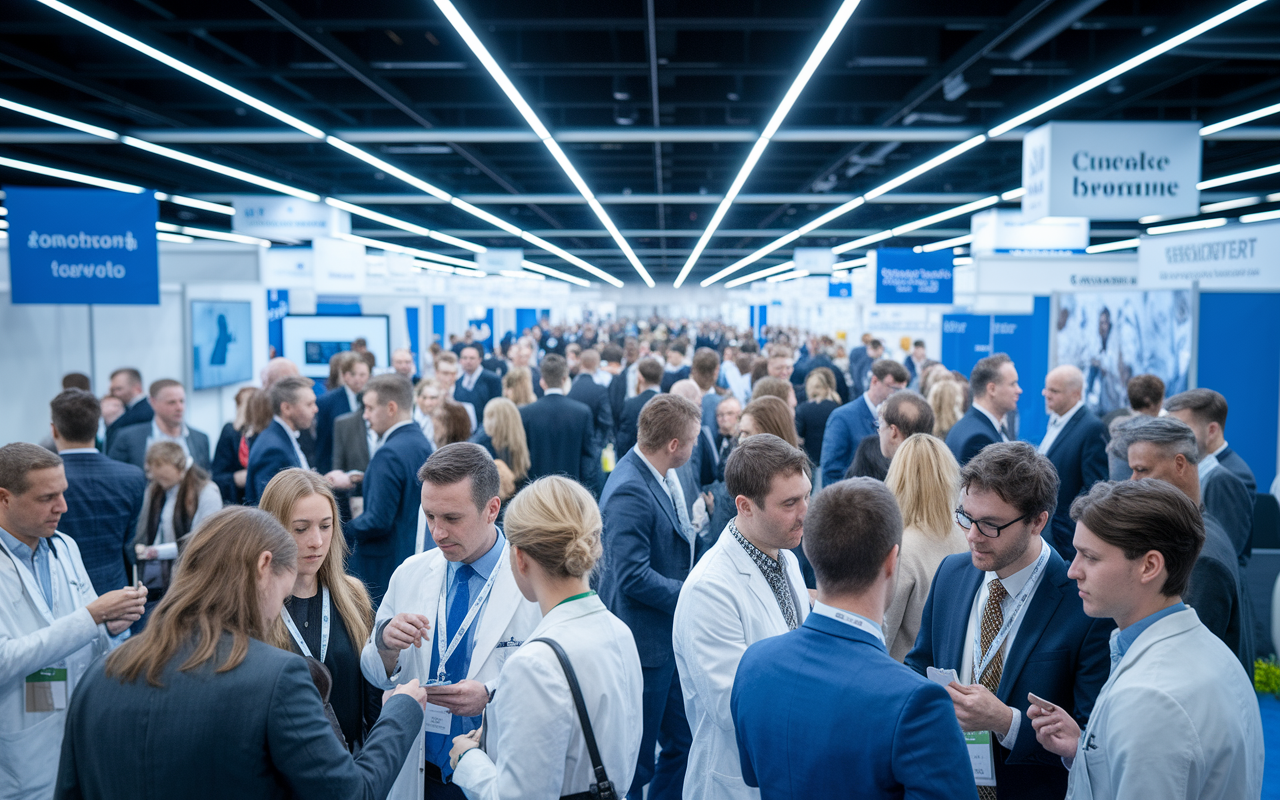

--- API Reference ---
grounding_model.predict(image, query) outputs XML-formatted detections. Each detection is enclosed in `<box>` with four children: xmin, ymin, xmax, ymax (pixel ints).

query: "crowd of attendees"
<box><xmin>0</xmin><ymin>314</ymin><xmax>1267</xmax><ymax>800</ymax></box>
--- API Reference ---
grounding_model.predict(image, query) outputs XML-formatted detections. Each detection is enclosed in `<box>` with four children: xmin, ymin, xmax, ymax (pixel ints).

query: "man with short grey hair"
<box><xmin>1038</xmin><ymin>365</ymin><xmax>1108</xmax><ymax>560</ymax></box>
<box><xmin>1108</xmin><ymin>415</ymin><xmax>1253</xmax><ymax>674</ymax></box>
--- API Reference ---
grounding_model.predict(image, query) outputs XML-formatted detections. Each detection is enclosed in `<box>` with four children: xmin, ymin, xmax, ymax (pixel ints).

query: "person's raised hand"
<box><xmin>389</xmin><ymin>679</ymin><xmax>429</xmax><ymax>711</ymax></box>
<box><xmin>1028</xmin><ymin>695</ymin><xmax>1081</xmax><ymax>759</ymax></box>
<box><xmin>425</xmin><ymin>679</ymin><xmax>489</xmax><ymax>717</ymax></box>
<box><xmin>380</xmin><ymin>613</ymin><xmax>432</xmax><ymax>651</ymax></box>
<box><xmin>87</xmin><ymin>585</ymin><xmax>147</xmax><ymax>626</ymax></box>
<box><xmin>324</xmin><ymin>470</ymin><xmax>353</xmax><ymax>490</ymax></box>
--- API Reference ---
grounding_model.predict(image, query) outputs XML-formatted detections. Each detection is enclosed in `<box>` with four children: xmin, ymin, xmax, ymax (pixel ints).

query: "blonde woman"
<box><xmin>134</xmin><ymin>442</ymin><xmax>222</xmax><ymax>609</ymax></box>
<box><xmin>502</xmin><ymin>367</ymin><xmax>536</xmax><ymax>407</ymax></box>
<box><xmin>795</xmin><ymin>367</ymin><xmax>841</xmax><ymax>470</ymax></box>
<box><xmin>470</xmin><ymin>398</ymin><xmax>531</xmax><ymax>499</ymax></box>
<box><xmin>449</xmin><ymin>476</ymin><xmax>643</xmax><ymax>800</ymax></box>
<box><xmin>880</xmin><ymin>434</ymin><xmax>969</xmax><ymax>661</ymax></box>
<box><xmin>259</xmin><ymin>469</ymin><xmax>380</xmax><ymax>751</ymax></box>
<box><xmin>928</xmin><ymin>379</ymin><xmax>966</xmax><ymax>439</ymax></box>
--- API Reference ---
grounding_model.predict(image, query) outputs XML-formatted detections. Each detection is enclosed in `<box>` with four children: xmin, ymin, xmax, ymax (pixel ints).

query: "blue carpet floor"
<box><xmin>1261</xmin><ymin>695</ymin><xmax>1280</xmax><ymax>798</ymax></box>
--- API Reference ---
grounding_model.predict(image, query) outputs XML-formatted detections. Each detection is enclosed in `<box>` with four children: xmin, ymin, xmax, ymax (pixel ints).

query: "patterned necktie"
<box><xmin>444</xmin><ymin>564</ymin><xmax>476</xmax><ymax>681</ymax></box>
<box><xmin>976</xmin><ymin>579</ymin><xmax>1008</xmax><ymax>800</ymax></box>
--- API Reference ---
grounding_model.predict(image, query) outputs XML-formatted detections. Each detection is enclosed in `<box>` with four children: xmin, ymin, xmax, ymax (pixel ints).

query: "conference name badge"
<box><xmin>25</xmin><ymin>668</ymin><xmax>68</xmax><ymax>713</ymax></box>
<box><xmin>423</xmin><ymin>701</ymin><xmax>452</xmax><ymax>735</ymax></box>
<box><xmin>965</xmin><ymin>730</ymin><xmax>996</xmax><ymax>787</ymax></box>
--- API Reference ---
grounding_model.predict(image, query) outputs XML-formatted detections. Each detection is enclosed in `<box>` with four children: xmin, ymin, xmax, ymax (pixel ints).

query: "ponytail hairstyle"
<box><xmin>502</xmin><ymin>476</ymin><xmax>602</xmax><ymax>579</ymax></box>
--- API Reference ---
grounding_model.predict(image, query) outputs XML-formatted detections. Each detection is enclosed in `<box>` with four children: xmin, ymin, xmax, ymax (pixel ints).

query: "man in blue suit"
<box><xmin>245</xmin><ymin>376</ymin><xmax>318</xmax><ymax>505</ymax></box>
<box><xmin>733</xmin><ymin>477</ymin><xmax>976</xmax><ymax>800</ymax></box>
<box><xmin>519</xmin><ymin>355</ymin><xmax>595</xmax><ymax>484</ymax></box>
<box><xmin>907</xmin><ymin>442</ymin><xmax>1112</xmax><ymax>800</ymax></box>
<box><xmin>946</xmin><ymin>353</ymin><xmax>1022</xmax><ymax>466</ymax></box>
<box><xmin>346</xmin><ymin>375</ymin><xmax>434</xmax><ymax>605</ymax></box>
<box><xmin>598</xmin><ymin>394</ymin><xmax>708</xmax><ymax>800</ymax></box>
<box><xmin>615</xmin><ymin>358</ymin><xmax>662</xmax><ymax>458</ymax></box>
<box><xmin>314</xmin><ymin>352</ymin><xmax>369</xmax><ymax>475</ymax></box>
<box><xmin>819</xmin><ymin>359</ymin><xmax>909</xmax><ymax>486</ymax></box>
<box><xmin>568</xmin><ymin>350</ymin><xmax>614</xmax><ymax>496</ymax></box>
<box><xmin>452</xmin><ymin>345</ymin><xmax>503</xmax><ymax>417</ymax></box>
<box><xmin>1038</xmin><ymin>366</ymin><xmax>1108</xmax><ymax>560</ymax></box>
<box><xmin>49</xmin><ymin>389</ymin><xmax>147</xmax><ymax>595</ymax></box>
<box><xmin>104</xmin><ymin>367</ymin><xmax>152</xmax><ymax>455</ymax></box>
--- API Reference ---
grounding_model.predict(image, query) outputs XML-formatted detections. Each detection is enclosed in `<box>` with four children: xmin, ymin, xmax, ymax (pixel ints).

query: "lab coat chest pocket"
<box><xmin>0</xmin><ymin>713</ymin><xmax>62</xmax><ymax>796</ymax></box>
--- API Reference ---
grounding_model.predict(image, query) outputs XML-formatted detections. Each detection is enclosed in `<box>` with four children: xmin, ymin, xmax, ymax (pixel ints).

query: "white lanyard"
<box><xmin>971</xmin><ymin>542</ymin><xmax>1051</xmax><ymax>682</ymax></box>
<box><xmin>818</xmin><ymin>605</ymin><xmax>885</xmax><ymax>644</ymax></box>
<box><xmin>435</xmin><ymin>547</ymin><xmax>504</xmax><ymax>683</ymax></box>
<box><xmin>282</xmin><ymin>586</ymin><xmax>330</xmax><ymax>663</ymax></box>
<box><xmin>2</xmin><ymin>535</ymin><xmax>69</xmax><ymax>625</ymax></box>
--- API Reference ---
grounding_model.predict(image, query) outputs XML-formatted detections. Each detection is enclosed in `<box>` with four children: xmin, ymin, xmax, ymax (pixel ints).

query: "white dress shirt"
<box><xmin>1038</xmin><ymin>400</ymin><xmax>1084</xmax><ymax>454</ymax></box>
<box><xmin>273</xmin><ymin>415</ymin><xmax>310</xmax><ymax>470</ymax></box>
<box><xmin>344</xmin><ymin>385</ymin><xmax>359</xmax><ymax>414</ymax></box>
<box><xmin>147</xmin><ymin>420</ymin><xmax>191</xmax><ymax>461</ymax></box>
<box><xmin>376</xmin><ymin>419</ymin><xmax>415</xmax><ymax>447</ymax></box>
<box><xmin>961</xmin><ymin>537</ymin><xmax>1048</xmax><ymax>748</ymax></box>
<box><xmin>973</xmin><ymin>402</ymin><xmax>1009</xmax><ymax>442</ymax></box>
<box><xmin>461</xmin><ymin>367</ymin><xmax>481</xmax><ymax>392</ymax></box>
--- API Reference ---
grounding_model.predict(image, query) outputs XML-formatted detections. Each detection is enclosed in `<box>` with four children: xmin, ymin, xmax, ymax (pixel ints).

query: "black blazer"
<box><xmin>211</xmin><ymin>423</ymin><xmax>244</xmax><ymax>505</ymax></box>
<box><xmin>57</xmin><ymin>451</ymin><xmax>147</xmax><ymax>595</ymax></box>
<box><xmin>520</xmin><ymin>393</ymin><xmax>595</xmax><ymax>483</ymax></box>
<box><xmin>945</xmin><ymin>405</ymin><xmax>1003</xmax><ymax>466</ymax></box>
<box><xmin>54</xmin><ymin>636</ymin><xmax>422</xmax><ymax>800</ymax></box>
<box><xmin>906</xmin><ymin>546</ymin><xmax>1113</xmax><ymax>800</ymax></box>
<box><xmin>568</xmin><ymin>374</ymin><xmax>615</xmax><ymax>454</ymax></box>
<box><xmin>659</xmin><ymin>365</ymin><xmax>690</xmax><ymax>394</ymax></box>
<box><xmin>1188</xmin><ymin>511</ymin><xmax>1253</xmax><ymax>675</ymax></box>
<box><xmin>107</xmin><ymin>422</ymin><xmax>212</xmax><ymax>473</ymax></box>
<box><xmin>607</xmin><ymin>371</ymin><xmax>628</xmax><ymax>439</ymax></box>
<box><xmin>104</xmin><ymin>397</ymin><xmax>152</xmax><ymax>454</ymax></box>
<box><xmin>1202</xmin><ymin>466</ymin><xmax>1254</xmax><ymax>567</ymax></box>
<box><xmin>315</xmin><ymin>387</ymin><xmax>355</xmax><ymax>475</ymax></box>
<box><xmin>615</xmin><ymin>389</ymin><xmax>656</xmax><ymax>458</ymax></box>
<box><xmin>1043</xmin><ymin>408</ymin><xmax>1109</xmax><ymax>558</ymax></box>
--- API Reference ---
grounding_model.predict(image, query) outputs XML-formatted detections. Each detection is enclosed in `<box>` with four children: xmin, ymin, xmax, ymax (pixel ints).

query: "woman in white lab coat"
<box><xmin>449</xmin><ymin>475</ymin><xmax>644</xmax><ymax>800</ymax></box>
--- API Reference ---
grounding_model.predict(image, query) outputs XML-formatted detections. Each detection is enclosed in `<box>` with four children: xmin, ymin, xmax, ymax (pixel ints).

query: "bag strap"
<box><xmin>529</xmin><ymin>637</ymin><xmax>616</xmax><ymax>800</ymax></box>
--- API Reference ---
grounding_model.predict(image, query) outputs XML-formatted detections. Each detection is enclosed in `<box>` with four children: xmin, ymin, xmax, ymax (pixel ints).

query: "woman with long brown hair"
<box><xmin>739</xmin><ymin>396</ymin><xmax>800</xmax><ymax>448</ymax></box>
<box><xmin>55</xmin><ymin>506</ymin><xmax>428</xmax><ymax>799</ymax></box>
<box><xmin>259</xmin><ymin>469</ymin><xmax>382</xmax><ymax>752</ymax></box>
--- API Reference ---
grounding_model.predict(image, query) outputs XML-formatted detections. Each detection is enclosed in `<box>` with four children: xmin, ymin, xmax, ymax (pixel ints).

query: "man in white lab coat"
<box><xmin>0</xmin><ymin>443</ymin><xmax>146</xmax><ymax>800</ymax></box>
<box><xmin>673</xmin><ymin>434</ymin><xmax>812</xmax><ymax>800</ymax></box>
<box><xmin>1029</xmin><ymin>479</ymin><xmax>1263</xmax><ymax>800</ymax></box>
<box><xmin>361</xmin><ymin>442</ymin><xmax>541</xmax><ymax>800</ymax></box>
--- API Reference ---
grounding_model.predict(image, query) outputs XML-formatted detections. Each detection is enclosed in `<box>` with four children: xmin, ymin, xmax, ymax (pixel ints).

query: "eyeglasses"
<box><xmin>954</xmin><ymin>508</ymin><xmax>1031</xmax><ymax>538</ymax></box>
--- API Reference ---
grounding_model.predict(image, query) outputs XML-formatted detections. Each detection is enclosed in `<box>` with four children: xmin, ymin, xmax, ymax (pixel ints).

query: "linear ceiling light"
<box><xmin>432</xmin><ymin>0</ymin><xmax>654</xmax><ymax>287</ymax></box>
<box><xmin>1242</xmin><ymin>208</ymin><xmax>1280</xmax><ymax>223</ymax></box>
<box><xmin>121</xmin><ymin>137</ymin><xmax>321</xmax><ymax>202</ymax></box>
<box><xmin>916</xmin><ymin>234</ymin><xmax>974</xmax><ymax>253</ymax></box>
<box><xmin>156</xmin><ymin>232</ymin><xmax>195</xmax><ymax>243</ymax></box>
<box><xmin>156</xmin><ymin>221</ymin><xmax>270</xmax><ymax>246</ymax></box>
<box><xmin>499</xmin><ymin>269</ymin><xmax>545</xmax><ymax>281</ymax></box>
<box><xmin>338</xmin><ymin>232</ymin><xmax>478</xmax><ymax>269</ymax></box>
<box><xmin>154</xmin><ymin>192</ymin><xmax>235</xmax><ymax>215</ymax></box>
<box><xmin>0</xmin><ymin>154</ymin><xmax>145</xmax><ymax>193</ymax></box>
<box><xmin>767</xmin><ymin>269</ymin><xmax>809</xmax><ymax>283</ymax></box>
<box><xmin>1085</xmin><ymin>238</ymin><xmax>1140</xmax><ymax>253</ymax></box>
<box><xmin>725</xmin><ymin>262</ymin><xmax>797</xmax><ymax>288</ymax></box>
<box><xmin>520</xmin><ymin>260</ymin><xmax>592</xmax><ymax>287</ymax></box>
<box><xmin>325</xmin><ymin>198</ymin><xmax>485</xmax><ymax>253</ymax></box>
<box><xmin>1198</xmin><ymin>161</ymin><xmax>1280</xmax><ymax>190</ymax></box>
<box><xmin>832</xmin><ymin>256</ymin><xmax>871</xmax><ymax>272</ymax></box>
<box><xmin>1200</xmin><ymin>99</ymin><xmax>1280</xmax><ymax>136</ymax></box>
<box><xmin>673</xmin><ymin>0</ymin><xmax>864</xmax><ymax>287</ymax></box>
<box><xmin>700</xmin><ymin>198</ymin><xmax>866</xmax><ymax>287</ymax></box>
<box><xmin>0</xmin><ymin>97</ymin><xmax>118</xmax><ymax>140</ymax></box>
<box><xmin>22</xmin><ymin>9</ymin><xmax>612</xmax><ymax>281</ymax></box>
<box><xmin>700</xmin><ymin>0</ymin><xmax>1268</xmax><ymax>286</ymax></box>
<box><xmin>1145</xmin><ymin>218</ymin><xmax>1228</xmax><ymax>235</ymax></box>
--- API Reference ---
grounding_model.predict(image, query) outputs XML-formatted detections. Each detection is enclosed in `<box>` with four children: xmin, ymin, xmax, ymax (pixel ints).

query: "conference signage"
<box><xmin>970</xmin><ymin>208</ymin><xmax>1088</xmax><ymax>255</ymax></box>
<box><xmin>260</xmin><ymin>246</ymin><xmax>315</xmax><ymax>288</ymax></box>
<box><xmin>230</xmin><ymin>196</ymin><xmax>349</xmax><ymax>242</ymax></box>
<box><xmin>1138</xmin><ymin>218</ymin><xmax>1280</xmax><ymax>289</ymax></box>
<box><xmin>7</xmin><ymin>186</ymin><xmax>159</xmax><ymax>305</ymax></box>
<box><xmin>1021</xmin><ymin>121</ymin><xmax>1201</xmax><ymax>222</ymax></box>
<box><xmin>794</xmin><ymin>247</ymin><xmax>837</xmax><ymax>275</ymax></box>
<box><xmin>312</xmin><ymin>236</ymin><xmax>367</xmax><ymax>293</ymax></box>
<box><xmin>873</xmin><ymin>248</ymin><xmax>954</xmax><ymax>304</ymax></box>
<box><xmin>475</xmin><ymin>248</ymin><xmax>524</xmax><ymax>273</ymax></box>
<box><xmin>975</xmin><ymin>255</ymin><xmax>1138</xmax><ymax>294</ymax></box>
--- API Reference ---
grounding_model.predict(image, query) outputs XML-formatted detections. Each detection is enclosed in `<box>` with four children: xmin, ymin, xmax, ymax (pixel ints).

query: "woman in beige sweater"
<box><xmin>882</xmin><ymin>434</ymin><xmax>969</xmax><ymax>661</ymax></box>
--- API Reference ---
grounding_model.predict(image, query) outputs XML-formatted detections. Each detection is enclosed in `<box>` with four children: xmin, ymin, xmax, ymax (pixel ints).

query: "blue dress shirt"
<box><xmin>0</xmin><ymin>527</ymin><xmax>53</xmax><ymax>607</ymax></box>
<box><xmin>1110</xmin><ymin>602</ymin><xmax>1187</xmax><ymax>671</ymax></box>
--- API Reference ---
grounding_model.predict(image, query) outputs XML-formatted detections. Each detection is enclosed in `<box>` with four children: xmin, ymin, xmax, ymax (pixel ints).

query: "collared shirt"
<box><xmin>148</xmin><ymin>420</ymin><xmax>191</xmax><ymax>461</ymax></box>
<box><xmin>729</xmin><ymin>520</ymin><xmax>798</xmax><ymax>630</ymax></box>
<box><xmin>1111</xmin><ymin>602</ymin><xmax>1186</xmax><ymax>672</ymax></box>
<box><xmin>1211</xmin><ymin>442</ymin><xmax>1230</xmax><ymax>459</ymax></box>
<box><xmin>376</xmin><ymin>418</ymin><xmax>415</xmax><ymax>447</ymax></box>
<box><xmin>961</xmin><ymin>536</ymin><xmax>1049</xmax><ymax>748</ymax></box>
<box><xmin>344</xmin><ymin>385</ymin><xmax>359</xmax><ymax>415</ymax></box>
<box><xmin>810</xmin><ymin>601</ymin><xmax>885</xmax><ymax>645</ymax></box>
<box><xmin>0</xmin><ymin>527</ymin><xmax>54</xmax><ymax>608</ymax></box>
<box><xmin>58</xmin><ymin>448</ymin><xmax>99</xmax><ymax>456</ymax></box>
<box><xmin>1198</xmin><ymin>453</ymin><xmax>1221</xmax><ymax>481</ymax></box>
<box><xmin>126</xmin><ymin>394</ymin><xmax>145</xmax><ymax>409</ymax></box>
<box><xmin>973</xmin><ymin>402</ymin><xmax>1009</xmax><ymax>442</ymax></box>
<box><xmin>273</xmin><ymin>415</ymin><xmax>311</xmax><ymax>470</ymax></box>
<box><xmin>460</xmin><ymin>367</ymin><xmax>481</xmax><ymax>392</ymax></box>
<box><xmin>635</xmin><ymin>448</ymin><xmax>692</xmax><ymax>548</ymax></box>
<box><xmin>543</xmin><ymin>387</ymin><xmax>565</xmax><ymax>396</ymax></box>
<box><xmin>1038</xmin><ymin>400</ymin><xmax>1085</xmax><ymax>454</ymax></box>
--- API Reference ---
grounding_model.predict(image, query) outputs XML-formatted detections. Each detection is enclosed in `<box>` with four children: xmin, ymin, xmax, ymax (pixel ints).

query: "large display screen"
<box><xmin>191</xmin><ymin>300</ymin><xmax>254</xmax><ymax>390</ymax></box>
<box><xmin>281</xmin><ymin>315</ymin><xmax>390</xmax><ymax>381</ymax></box>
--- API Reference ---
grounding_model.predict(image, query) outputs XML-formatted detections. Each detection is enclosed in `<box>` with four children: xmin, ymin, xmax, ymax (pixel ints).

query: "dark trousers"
<box><xmin>628</xmin><ymin>659</ymin><xmax>691</xmax><ymax>800</ymax></box>
<box><xmin>424</xmin><ymin>761</ymin><xmax>465</xmax><ymax>799</ymax></box>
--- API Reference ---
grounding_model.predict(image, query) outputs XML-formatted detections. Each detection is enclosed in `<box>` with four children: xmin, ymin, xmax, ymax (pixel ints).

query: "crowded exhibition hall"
<box><xmin>3</xmin><ymin>0</ymin><xmax>1280</xmax><ymax>798</ymax></box>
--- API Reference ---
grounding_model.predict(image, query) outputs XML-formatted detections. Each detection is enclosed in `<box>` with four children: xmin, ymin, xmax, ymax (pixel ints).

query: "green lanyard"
<box><xmin>554</xmin><ymin>590</ymin><xmax>597</xmax><ymax>608</ymax></box>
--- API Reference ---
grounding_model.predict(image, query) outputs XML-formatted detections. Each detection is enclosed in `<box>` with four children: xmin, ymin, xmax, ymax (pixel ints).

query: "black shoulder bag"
<box><xmin>529</xmin><ymin>637</ymin><xmax>617</xmax><ymax>800</ymax></box>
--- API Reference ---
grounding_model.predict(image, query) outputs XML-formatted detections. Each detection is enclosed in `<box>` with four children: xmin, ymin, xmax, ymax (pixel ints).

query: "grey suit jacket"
<box><xmin>332</xmin><ymin>411</ymin><xmax>372</xmax><ymax>473</ymax></box>
<box><xmin>55</xmin><ymin>635</ymin><xmax>423</xmax><ymax>800</ymax></box>
<box><xmin>106</xmin><ymin>422</ymin><xmax>211</xmax><ymax>473</ymax></box>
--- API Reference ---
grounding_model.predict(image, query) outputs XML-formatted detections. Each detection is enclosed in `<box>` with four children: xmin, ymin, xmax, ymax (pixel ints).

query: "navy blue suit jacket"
<box><xmin>452</xmin><ymin>369</ymin><xmax>503</xmax><ymax>418</ymax></box>
<box><xmin>597</xmin><ymin>448</ymin><xmax>707</xmax><ymax>668</ymax></box>
<box><xmin>607</xmin><ymin>372</ymin><xmax>627</xmax><ymax>438</ymax></box>
<box><xmin>1203</xmin><ymin>466</ymin><xmax>1254</xmax><ymax>567</ymax></box>
<box><xmin>733</xmin><ymin>613</ymin><xmax>976</xmax><ymax>800</ymax></box>
<box><xmin>314</xmin><ymin>387</ymin><xmax>354</xmax><ymax>475</ymax></box>
<box><xmin>245</xmin><ymin>420</ymin><xmax>302</xmax><ymax>506</ymax></box>
<box><xmin>519</xmin><ymin>393</ymin><xmax>595</xmax><ymax>483</ymax></box>
<box><xmin>568</xmin><ymin>374</ymin><xmax>615</xmax><ymax>455</ymax></box>
<box><xmin>906</xmin><ymin>545</ymin><xmax>1113</xmax><ymax>800</ymax></box>
<box><xmin>946</xmin><ymin>405</ymin><xmax>1003</xmax><ymax>466</ymax></box>
<box><xmin>1044</xmin><ymin>408</ymin><xmax>1109</xmax><ymax>558</ymax></box>
<box><xmin>1218</xmin><ymin>446</ymin><xmax>1257</xmax><ymax>493</ymax></box>
<box><xmin>819</xmin><ymin>397</ymin><xmax>877</xmax><ymax>486</ymax></box>
<box><xmin>211</xmin><ymin>423</ymin><xmax>244</xmax><ymax>505</ymax></box>
<box><xmin>57</xmin><ymin>451</ymin><xmax>148</xmax><ymax>595</ymax></box>
<box><xmin>107</xmin><ymin>423</ymin><xmax>211</xmax><ymax>473</ymax></box>
<box><xmin>614</xmin><ymin>389</ymin><xmax>655</xmax><ymax>458</ymax></box>
<box><xmin>659</xmin><ymin>365</ymin><xmax>690</xmax><ymax>394</ymax></box>
<box><xmin>104</xmin><ymin>397</ymin><xmax>152</xmax><ymax>454</ymax></box>
<box><xmin>347</xmin><ymin>423</ymin><xmax>434</xmax><ymax>604</ymax></box>
<box><xmin>1189</xmin><ymin>511</ymin><xmax>1252</xmax><ymax>675</ymax></box>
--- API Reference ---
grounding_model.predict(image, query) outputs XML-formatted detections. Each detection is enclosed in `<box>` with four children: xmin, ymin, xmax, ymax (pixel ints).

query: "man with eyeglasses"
<box><xmin>906</xmin><ymin>442</ymin><xmax>1112</xmax><ymax>800</ymax></box>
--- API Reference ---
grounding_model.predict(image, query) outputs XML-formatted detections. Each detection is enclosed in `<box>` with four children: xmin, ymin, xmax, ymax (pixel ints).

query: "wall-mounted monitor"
<box><xmin>281</xmin><ymin>315</ymin><xmax>390</xmax><ymax>381</ymax></box>
<box><xmin>191</xmin><ymin>300</ymin><xmax>254</xmax><ymax>390</ymax></box>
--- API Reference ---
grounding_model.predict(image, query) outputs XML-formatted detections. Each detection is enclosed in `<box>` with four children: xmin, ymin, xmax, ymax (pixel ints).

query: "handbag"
<box><xmin>529</xmin><ymin>637</ymin><xmax>617</xmax><ymax>800</ymax></box>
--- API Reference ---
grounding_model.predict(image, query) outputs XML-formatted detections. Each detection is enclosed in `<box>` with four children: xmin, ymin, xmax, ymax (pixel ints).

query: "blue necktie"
<box><xmin>444</xmin><ymin>564</ymin><xmax>475</xmax><ymax>681</ymax></box>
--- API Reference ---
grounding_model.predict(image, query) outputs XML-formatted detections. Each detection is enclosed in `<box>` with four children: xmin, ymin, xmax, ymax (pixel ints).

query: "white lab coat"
<box><xmin>0</xmin><ymin>532</ymin><xmax>116</xmax><ymax>800</ymax></box>
<box><xmin>672</xmin><ymin>526</ymin><xmax>809</xmax><ymax>800</ymax></box>
<box><xmin>1066</xmin><ymin>608</ymin><xmax>1263</xmax><ymax>800</ymax></box>
<box><xmin>452</xmin><ymin>594</ymin><xmax>643</xmax><ymax>799</ymax></box>
<box><xmin>360</xmin><ymin>542</ymin><xmax>542</xmax><ymax>800</ymax></box>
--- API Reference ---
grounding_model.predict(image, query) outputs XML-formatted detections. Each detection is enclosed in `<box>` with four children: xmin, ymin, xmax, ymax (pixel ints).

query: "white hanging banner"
<box><xmin>475</xmin><ymin>248</ymin><xmax>523</xmax><ymax>273</ymax></box>
<box><xmin>975</xmin><ymin>255</ymin><xmax>1138</xmax><ymax>294</ymax></box>
<box><xmin>312</xmin><ymin>236</ymin><xmax>367</xmax><ymax>293</ymax></box>
<box><xmin>971</xmin><ymin>209</ymin><xmax>1089</xmax><ymax>256</ymax></box>
<box><xmin>260</xmin><ymin>246</ymin><xmax>314</xmax><ymax>288</ymax></box>
<box><xmin>794</xmin><ymin>247</ymin><xmax>837</xmax><ymax>275</ymax></box>
<box><xmin>1138</xmin><ymin>219</ymin><xmax>1280</xmax><ymax>289</ymax></box>
<box><xmin>231</xmin><ymin>196</ymin><xmax>350</xmax><ymax>242</ymax></box>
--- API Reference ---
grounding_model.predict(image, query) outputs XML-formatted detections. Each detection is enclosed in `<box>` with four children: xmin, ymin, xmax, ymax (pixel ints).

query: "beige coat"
<box><xmin>882</xmin><ymin>523</ymin><xmax>969</xmax><ymax>662</ymax></box>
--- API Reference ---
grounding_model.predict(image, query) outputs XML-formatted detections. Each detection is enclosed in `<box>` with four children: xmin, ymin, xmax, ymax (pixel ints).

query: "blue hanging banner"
<box><xmin>267</xmin><ymin>289</ymin><xmax>290</xmax><ymax>359</ymax></box>
<box><xmin>874</xmin><ymin>248</ymin><xmax>954</xmax><ymax>305</ymax></box>
<box><xmin>7</xmin><ymin>186</ymin><xmax>159</xmax><ymax>305</ymax></box>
